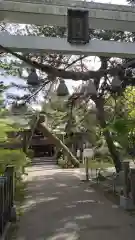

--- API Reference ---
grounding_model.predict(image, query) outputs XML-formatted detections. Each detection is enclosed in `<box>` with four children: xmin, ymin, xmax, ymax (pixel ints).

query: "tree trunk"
<box><xmin>95</xmin><ymin>97</ymin><xmax>122</xmax><ymax>173</ymax></box>
<box><xmin>37</xmin><ymin>121</ymin><xmax>79</xmax><ymax>167</ymax></box>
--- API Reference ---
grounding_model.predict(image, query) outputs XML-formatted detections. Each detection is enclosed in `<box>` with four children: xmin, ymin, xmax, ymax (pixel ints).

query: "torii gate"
<box><xmin>0</xmin><ymin>0</ymin><xmax>135</xmax><ymax>58</ymax></box>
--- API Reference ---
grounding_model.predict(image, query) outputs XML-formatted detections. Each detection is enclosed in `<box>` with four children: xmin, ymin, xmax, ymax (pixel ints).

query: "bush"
<box><xmin>58</xmin><ymin>156</ymin><xmax>74</xmax><ymax>168</ymax></box>
<box><xmin>0</xmin><ymin>118</ymin><xmax>32</xmax><ymax>206</ymax></box>
<box><xmin>58</xmin><ymin>158</ymin><xmax>66</xmax><ymax>168</ymax></box>
<box><xmin>0</xmin><ymin>149</ymin><xmax>30</xmax><ymax>174</ymax></box>
<box><xmin>0</xmin><ymin>148</ymin><xmax>31</xmax><ymax>204</ymax></box>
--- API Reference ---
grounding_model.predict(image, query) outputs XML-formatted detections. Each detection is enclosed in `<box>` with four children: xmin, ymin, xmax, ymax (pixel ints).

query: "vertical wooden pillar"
<box><xmin>123</xmin><ymin>161</ymin><xmax>130</xmax><ymax>198</ymax></box>
<box><xmin>85</xmin><ymin>158</ymin><xmax>89</xmax><ymax>181</ymax></box>
<box><xmin>5</xmin><ymin>166</ymin><xmax>14</xmax><ymax>207</ymax></box>
<box><xmin>130</xmin><ymin>168</ymin><xmax>135</xmax><ymax>205</ymax></box>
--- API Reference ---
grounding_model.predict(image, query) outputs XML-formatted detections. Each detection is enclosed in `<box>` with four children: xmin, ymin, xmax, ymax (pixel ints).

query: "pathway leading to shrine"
<box><xmin>14</xmin><ymin>164</ymin><xmax>135</xmax><ymax>239</ymax></box>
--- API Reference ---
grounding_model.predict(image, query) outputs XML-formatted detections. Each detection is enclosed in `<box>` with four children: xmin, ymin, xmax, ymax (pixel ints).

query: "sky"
<box><xmin>0</xmin><ymin>0</ymin><xmax>129</xmax><ymax>103</ymax></box>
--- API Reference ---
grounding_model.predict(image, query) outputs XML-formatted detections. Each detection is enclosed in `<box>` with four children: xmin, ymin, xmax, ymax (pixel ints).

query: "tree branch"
<box><xmin>0</xmin><ymin>45</ymin><xmax>120</xmax><ymax>81</ymax></box>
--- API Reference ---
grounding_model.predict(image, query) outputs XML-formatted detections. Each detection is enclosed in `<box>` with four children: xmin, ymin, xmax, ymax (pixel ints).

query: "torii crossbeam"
<box><xmin>0</xmin><ymin>0</ymin><xmax>135</xmax><ymax>32</ymax></box>
<box><xmin>1</xmin><ymin>33</ymin><xmax>135</xmax><ymax>58</ymax></box>
<box><xmin>1</xmin><ymin>1</ymin><xmax>135</xmax><ymax>58</ymax></box>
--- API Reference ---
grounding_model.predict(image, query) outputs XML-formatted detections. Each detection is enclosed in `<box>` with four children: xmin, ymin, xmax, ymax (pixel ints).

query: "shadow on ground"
<box><xmin>13</xmin><ymin>167</ymin><xmax>135</xmax><ymax>240</ymax></box>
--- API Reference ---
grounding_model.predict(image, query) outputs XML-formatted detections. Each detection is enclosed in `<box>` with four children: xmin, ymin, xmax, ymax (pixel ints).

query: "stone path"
<box><xmin>15</xmin><ymin>165</ymin><xmax>135</xmax><ymax>240</ymax></box>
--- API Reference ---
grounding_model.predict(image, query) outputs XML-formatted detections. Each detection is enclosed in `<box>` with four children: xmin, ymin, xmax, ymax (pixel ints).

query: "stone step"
<box><xmin>32</xmin><ymin>157</ymin><xmax>57</xmax><ymax>165</ymax></box>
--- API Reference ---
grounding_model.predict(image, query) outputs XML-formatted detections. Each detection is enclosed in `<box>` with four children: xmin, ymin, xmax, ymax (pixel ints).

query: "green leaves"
<box><xmin>111</xmin><ymin>118</ymin><xmax>128</xmax><ymax>134</ymax></box>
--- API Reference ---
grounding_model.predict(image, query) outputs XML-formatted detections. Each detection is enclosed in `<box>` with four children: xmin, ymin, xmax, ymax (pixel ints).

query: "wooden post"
<box><xmin>85</xmin><ymin>157</ymin><xmax>89</xmax><ymax>181</ymax></box>
<box><xmin>123</xmin><ymin>161</ymin><xmax>130</xmax><ymax>198</ymax></box>
<box><xmin>5</xmin><ymin>166</ymin><xmax>14</xmax><ymax>207</ymax></box>
<box><xmin>130</xmin><ymin>168</ymin><xmax>135</xmax><ymax>205</ymax></box>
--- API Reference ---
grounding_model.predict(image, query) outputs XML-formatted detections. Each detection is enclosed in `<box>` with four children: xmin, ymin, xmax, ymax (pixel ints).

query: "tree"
<box><xmin>107</xmin><ymin>87</ymin><xmax>135</xmax><ymax>158</ymax></box>
<box><xmin>43</xmin><ymin>95</ymin><xmax>97</xmax><ymax>159</ymax></box>
<box><xmin>127</xmin><ymin>0</ymin><xmax>135</xmax><ymax>3</ymax></box>
<box><xmin>0</xmin><ymin>84</ymin><xmax>30</xmax><ymax>205</ymax></box>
